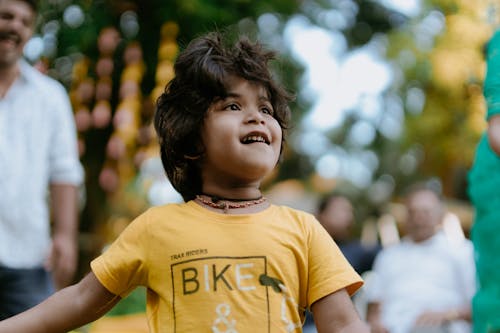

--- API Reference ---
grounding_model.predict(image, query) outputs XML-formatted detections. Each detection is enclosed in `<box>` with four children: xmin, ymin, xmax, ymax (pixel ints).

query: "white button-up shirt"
<box><xmin>0</xmin><ymin>60</ymin><xmax>84</xmax><ymax>268</ymax></box>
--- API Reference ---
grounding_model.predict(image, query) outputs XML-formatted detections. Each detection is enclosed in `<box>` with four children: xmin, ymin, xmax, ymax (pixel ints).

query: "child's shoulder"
<box><xmin>140</xmin><ymin>202</ymin><xmax>318</xmax><ymax>228</ymax></box>
<box><xmin>272</xmin><ymin>203</ymin><xmax>311</xmax><ymax>214</ymax></box>
<box><xmin>143</xmin><ymin>201</ymin><xmax>190</xmax><ymax>216</ymax></box>
<box><xmin>270</xmin><ymin>203</ymin><xmax>318</xmax><ymax>224</ymax></box>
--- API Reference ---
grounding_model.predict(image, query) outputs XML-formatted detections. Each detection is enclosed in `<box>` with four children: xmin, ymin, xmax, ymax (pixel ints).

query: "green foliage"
<box><xmin>107</xmin><ymin>287</ymin><xmax>147</xmax><ymax>316</ymax></box>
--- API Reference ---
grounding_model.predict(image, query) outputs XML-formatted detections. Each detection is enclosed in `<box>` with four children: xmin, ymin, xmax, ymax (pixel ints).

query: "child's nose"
<box><xmin>246</xmin><ymin>107</ymin><xmax>265</xmax><ymax>124</ymax></box>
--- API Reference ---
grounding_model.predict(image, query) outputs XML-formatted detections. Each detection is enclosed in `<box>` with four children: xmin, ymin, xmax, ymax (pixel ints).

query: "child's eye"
<box><xmin>261</xmin><ymin>106</ymin><xmax>274</xmax><ymax>116</ymax></box>
<box><xmin>224</xmin><ymin>103</ymin><xmax>240</xmax><ymax>111</ymax></box>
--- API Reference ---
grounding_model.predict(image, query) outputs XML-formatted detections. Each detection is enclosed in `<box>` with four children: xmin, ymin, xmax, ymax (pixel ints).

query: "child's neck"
<box><xmin>195</xmin><ymin>194</ymin><xmax>267</xmax><ymax>213</ymax></box>
<box><xmin>200</xmin><ymin>186</ymin><xmax>262</xmax><ymax>201</ymax></box>
<box><xmin>194</xmin><ymin>188</ymin><xmax>269</xmax><ymax>214</ymax></box>
<box><xmin>200</xmin><ymin>192</ymin><xmax>263</xmax><ymax>202</ymax></box>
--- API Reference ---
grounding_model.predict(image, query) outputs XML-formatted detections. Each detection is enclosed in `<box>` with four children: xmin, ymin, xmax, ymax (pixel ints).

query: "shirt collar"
<box><xmin>18</xmin><ymin>59</ymin><xmax>36</xmax><ymax>83</ymax></box>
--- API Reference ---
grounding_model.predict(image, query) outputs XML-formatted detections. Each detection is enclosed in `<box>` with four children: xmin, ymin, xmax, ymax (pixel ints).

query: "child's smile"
<box><xmin>241</xmin><ymin>132</ymin><xmax>269</xmax><ymax>145</ymax></box>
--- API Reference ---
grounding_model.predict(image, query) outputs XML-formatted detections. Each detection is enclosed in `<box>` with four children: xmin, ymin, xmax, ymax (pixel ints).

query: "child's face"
<box><xmin>200</xmin><ymin>76</ymin><xmax>282</xmax><ymax>187</ymax></box>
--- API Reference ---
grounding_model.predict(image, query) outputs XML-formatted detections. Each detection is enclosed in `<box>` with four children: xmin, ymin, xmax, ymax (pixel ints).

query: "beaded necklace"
<box><xmin>195</xmin><ymin>194</ymin><xmax>267</xmax><ymax>213</ymax></box>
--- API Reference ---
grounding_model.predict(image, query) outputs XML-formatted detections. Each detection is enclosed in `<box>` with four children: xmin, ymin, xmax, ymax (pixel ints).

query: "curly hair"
<box><xmin>19</xmin><ymin>0</ymin><xmax>38</xmax><ymax>12</ymax></box>
<box><xmin>154</xmin><ymin>31</ymin><xmax>294</xmax><ymax>202</ymax></box>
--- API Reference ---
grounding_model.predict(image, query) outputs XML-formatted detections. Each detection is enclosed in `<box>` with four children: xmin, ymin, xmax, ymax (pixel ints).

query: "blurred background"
<box><xmin>25</xmin><ymin>0</ymin><xmax>498</xmax><ymax>278</ymax></box>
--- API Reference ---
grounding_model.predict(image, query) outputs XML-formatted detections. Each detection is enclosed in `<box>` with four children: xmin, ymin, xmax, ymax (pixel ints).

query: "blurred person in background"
<box><xmin>0</xmin><ymin>0</ymin><xmax>83</xmax><ymax>319</ymax></box>
<box><xmin>365</xmin><ymin>183</ymin><xmax>475</xmax><ymax>333</ymax></box>
<box><xmin>468</xmin><ymin>28</ymin><xmax>500</xmax><ymax>333</ymax></box>
<box><xmin>317</xmin><ymin>193</ymin><xmax>380</xmax><ymax>275</ymax></box>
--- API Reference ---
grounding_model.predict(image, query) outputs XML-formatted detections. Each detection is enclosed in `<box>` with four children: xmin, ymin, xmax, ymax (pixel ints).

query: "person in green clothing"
<box><xmin>468</xmin><ymin>28</ymin><xmax>500</xmax><ymax>333</ymax></box>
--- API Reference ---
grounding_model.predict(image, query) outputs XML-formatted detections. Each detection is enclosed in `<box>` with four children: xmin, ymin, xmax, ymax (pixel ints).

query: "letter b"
<box><xmin>182</xmin><ymin>267</ymin><xmax>199</xmax><ymax>295</ymax></box>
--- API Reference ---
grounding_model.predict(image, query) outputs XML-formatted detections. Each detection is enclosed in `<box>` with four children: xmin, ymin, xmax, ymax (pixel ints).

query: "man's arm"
<box><xmin>0</xmin><ymin>272</ymin><xmax>120</xmax><ymax>332</ymax></box>
<box><xmin>487</xmin><ymin>114</ymin><xmax>500</xmax><ymax>156</ymax></box>
<box><xmin>413</xmin><ymin>306</ymin><xmax>471</xmax><ymax>330</ymax></box>
<box><xmin>312</xmin><ymin>288</ymin><xmax>369</xmax><ymax>333</ymax></box>
<box><xmin>414</xmin><ymin>306</ymin><xmax>471</xmax><ymax>327</ymax></box>
<box><xmin>48</xmin><ymin>183</ymin><xmax>80</xmax><ymax>289</ymax></box>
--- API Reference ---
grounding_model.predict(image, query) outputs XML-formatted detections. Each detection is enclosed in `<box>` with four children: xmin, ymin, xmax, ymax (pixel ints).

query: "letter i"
<box><xmin>205</xmin><ymin>264</ymin><xmax>210</xmax><ymax>291</ymax></box>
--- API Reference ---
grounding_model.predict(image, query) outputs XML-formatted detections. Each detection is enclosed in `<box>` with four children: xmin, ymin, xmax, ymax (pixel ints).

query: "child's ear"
<box><xmin>183</xmin><ymin>154</ymin><xmax>202</xmax><ymax>160</ymax></box>
<box><xmin>183</xmin><ymin>142</ymin><xmax>205</xmax><ymax>161</ymax></box>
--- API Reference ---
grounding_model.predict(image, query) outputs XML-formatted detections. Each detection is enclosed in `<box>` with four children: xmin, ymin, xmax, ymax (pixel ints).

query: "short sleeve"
<box><xmin>49</xmin><ymin>83</ymin><xmax>84</xmax><ymax>185</ymax></box>
<box><xmin>91</xmin><ymin>212</ymin><xmax>151</xmax><ymax>297</ymax></box>
<box><xmin>306</xmin><ymin>217</ymin><xmax>363</xmax><ymax>306</ymax></box>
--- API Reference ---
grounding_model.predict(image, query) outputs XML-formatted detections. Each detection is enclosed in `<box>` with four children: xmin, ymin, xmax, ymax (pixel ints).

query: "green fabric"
<box><xmin>468</xmin><ymin>137</ymin><xmax>500</xmax><ymax>212</ymax></box>
<box><xmin>485</xmin><ymin>29</ymin><xmax>500</xmax><ymax>119</ymax></box>
<box><xmin>468</xmin><ymin>29</ymin><xmax>500</xmax><ymax>333</ymax></box>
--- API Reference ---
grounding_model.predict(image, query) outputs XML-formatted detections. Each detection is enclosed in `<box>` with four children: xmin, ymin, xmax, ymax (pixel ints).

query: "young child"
<box><xmin>0</xmin><ymin>31</ymin><xmax>368</xmax><ymax>333</ymax></box>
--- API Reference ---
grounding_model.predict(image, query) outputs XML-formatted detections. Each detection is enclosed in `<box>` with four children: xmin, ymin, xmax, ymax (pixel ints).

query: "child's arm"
<box><xmin>311</xmin><ymin>288</ymin><xmax>369</xmax><ymax>333</ymax></box>
<box><xmin>487</xmin><ymin>115</ymin><xmax>500</xmax><ymax>156</ymax></box>
<box><xmin>0</xmin><ymin>272</ymin><xmax>120</xmax><ymax>333</ymax></box>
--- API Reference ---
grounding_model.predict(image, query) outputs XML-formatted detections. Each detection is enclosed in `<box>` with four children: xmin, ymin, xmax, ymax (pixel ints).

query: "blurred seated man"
<box><xmin>365</xmin><ymin>182</ymin><xmax>475</xmax><ymax>333</ymax></box>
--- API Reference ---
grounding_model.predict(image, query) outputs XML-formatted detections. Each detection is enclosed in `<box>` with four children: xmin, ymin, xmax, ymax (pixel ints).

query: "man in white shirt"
<box><xmin>365</xmin><ymin>183</ymin><xmax>475</xmax><ymax>333</ymax></box>
<box><xmin>0</xmin><ymin>0</ymin><xmax>83</xmax><ymax>319</ymax></box>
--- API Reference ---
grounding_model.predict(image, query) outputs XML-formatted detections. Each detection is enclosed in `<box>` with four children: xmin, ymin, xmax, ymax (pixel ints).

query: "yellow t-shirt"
<box><xmin>91</xmin><ymin>201</ymin><xmax>362</xmax><ymax>332</ymax></box>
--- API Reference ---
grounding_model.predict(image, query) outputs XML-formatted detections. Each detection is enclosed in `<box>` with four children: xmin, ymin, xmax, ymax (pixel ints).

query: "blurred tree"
<box><xmin>272</xmin><ymin>0</ymin><xmax>495</xmax><ymax>226</ymax></box>
<box><xmin>390</xmin><ymin>0</ymin><xmax>495</xmax><ymax>199</ymax></box>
